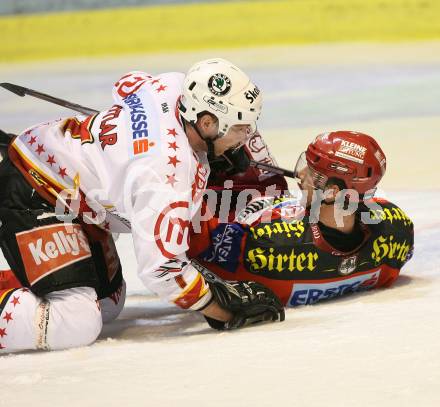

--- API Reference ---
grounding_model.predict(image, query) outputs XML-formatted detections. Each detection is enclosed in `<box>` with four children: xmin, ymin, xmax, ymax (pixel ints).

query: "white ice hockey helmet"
<box><xmin>179</xmin><ymin>58</ymin><xmax>262</xmax><ymax>137</ymax></box>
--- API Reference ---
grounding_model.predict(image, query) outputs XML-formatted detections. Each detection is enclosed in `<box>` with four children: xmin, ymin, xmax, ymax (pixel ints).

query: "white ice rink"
<box><xmin>0</xmin><ymin>42</ymin><xmax>439</xmax><ymax>407</ymax></box>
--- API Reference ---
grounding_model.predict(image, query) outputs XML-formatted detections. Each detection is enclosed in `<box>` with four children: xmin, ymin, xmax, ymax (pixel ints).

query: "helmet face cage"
<box><xmin>294</xmin><ymin>151</ymin><xmax>328</xmax><ymax>190</ymax></box>
<box><xmin>179</xmin><ymin>58</ymin><xmax>262</xmax><ymax>139</ymax></box>
<box><xmin>227</xmin><ymin>123</ymin><xmax>257</xmax><ymax>152</ymax></box>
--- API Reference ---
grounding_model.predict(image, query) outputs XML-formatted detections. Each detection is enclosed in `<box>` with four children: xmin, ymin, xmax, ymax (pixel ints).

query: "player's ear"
<box><xmin>323</xmin><ymin>177</ymin><xmax>347</xmax><ymax>203</ymax></box>
<box><xmin>197</xmin><ymin>112</ymin><xmax>218</xmax><ymax>137</ymax></box>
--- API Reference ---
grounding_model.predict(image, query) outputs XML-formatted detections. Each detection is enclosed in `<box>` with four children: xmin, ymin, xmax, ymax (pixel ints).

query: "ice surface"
<box><xmin>0</xmin><ymin>43</ymin><xmax>439</xmax><ymax>407</ymax></box>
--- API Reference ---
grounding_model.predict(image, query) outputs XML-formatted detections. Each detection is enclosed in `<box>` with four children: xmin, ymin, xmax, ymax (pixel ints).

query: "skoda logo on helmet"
<box><xmin>208</xmin><ymin>73</ymin><xmax>232</xmax><ymax>96</ymax></box>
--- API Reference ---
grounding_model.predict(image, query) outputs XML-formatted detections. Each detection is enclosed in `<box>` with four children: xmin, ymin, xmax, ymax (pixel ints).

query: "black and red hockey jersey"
<box><xmin>189</xmin><ymin>197</ymin><xmax>414</xmax><ymax>306</ymax></box>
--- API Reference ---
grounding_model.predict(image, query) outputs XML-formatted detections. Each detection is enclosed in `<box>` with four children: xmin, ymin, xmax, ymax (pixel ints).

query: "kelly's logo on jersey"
<box><xmin>16</xmin><ymin>224</ymin><xmax>91</xmax><ymax>285</ymax></box>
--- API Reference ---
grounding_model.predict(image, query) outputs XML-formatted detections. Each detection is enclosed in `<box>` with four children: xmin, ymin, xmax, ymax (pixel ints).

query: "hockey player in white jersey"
<box><xmin>0</xmin><ymin>59</ymin><xmax>284</xmax><ymax>352</ymax></box>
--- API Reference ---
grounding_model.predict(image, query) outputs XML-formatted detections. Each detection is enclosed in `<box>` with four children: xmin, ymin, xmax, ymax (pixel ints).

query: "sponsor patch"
<box><xmin>98</xmin><ymin>104</ymin><xmax>122</xmax><ymax>150</ymax></box>
<box><xmin>338</xmin><ymin>255</ymin><xmax>357</xmax><ymax>275</ymax></box>
<box><xmin>200</xmin><ymin>224</ymin><xmax>244</xmax><ymax>273</ymax></box>
<box><xmin>208</xmin><ymin>73</ymin><xmax>231</xmax><ymax>96</ymax></box>
<box><xmin>335</xmin><ymin>140</ymin><xmax>367</xmax><ymax>164</ymax></box>
<box><xmin>203</xmin><ymin>95</ymin><xmax>229</xmax><ymax>114</ymax></box>
<box><xmin>249</xmin><ymin>219</ymin><xmax>305</xmax><ymax>240</ymax></box>
<box><xmin>16</xmin><ymin>223</ymin><xmax>92</xmax><ymax>285</ymax></box>
<box><xmin>371</xmin><ymin>235</ymin><xmax>411</xmax><ymax>264</ymax></box>
<box><xmin>246</xmin><ymin>247</ymin><xmax>319</xmax><ymax>275</ymax></box>
<box><xmin>154</xmin><ymin>201</ymin><xmax>191</xmax><ymax>259</ymax></box>
<box><xmin>288</xmin><ymin>270</ymin><xmax>381</xmax><ymax>306</ymax></box>
<box><xmin>123</xmin><ymin>92</ymin><xmax>160</xmax><ymax>158</ymax></box>
<box><xmin>369</xmin><ymin>206</ymin><xmax>412</xmax><ymax>227</ymax></box>
<box><xmin>244</xmin><ymin>85</ymin><xmax>260</xmax><ymax>104</ymax></box>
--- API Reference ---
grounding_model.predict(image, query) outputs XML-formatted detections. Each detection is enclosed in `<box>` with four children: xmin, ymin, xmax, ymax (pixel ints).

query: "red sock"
<box><xmin>0</xmin><ymin>270</ymin><xmax>22</xmax><ymax>290</ymax></box>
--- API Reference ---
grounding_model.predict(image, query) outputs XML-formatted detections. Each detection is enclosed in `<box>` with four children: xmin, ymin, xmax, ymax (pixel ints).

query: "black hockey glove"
<box><xmin>208</xmin><ymin>280</ymin><xmax>285</xmax><ymax>330</ymax></box>
<box><xmin>192</xmin><ymin>261</ymin><xmax>285</xmax><ymax>330</ymax></box>
<box><xmin>208</xmin><ymin>145</ymin><xmax>251</xmax><ymax>177</ymax></box>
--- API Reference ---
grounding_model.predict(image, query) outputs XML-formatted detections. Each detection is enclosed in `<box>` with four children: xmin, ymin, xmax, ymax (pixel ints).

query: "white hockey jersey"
<box><xmin>10</xmin><ymin>71</ymin><xmax>212</xmax><ymax>310</ymax></box>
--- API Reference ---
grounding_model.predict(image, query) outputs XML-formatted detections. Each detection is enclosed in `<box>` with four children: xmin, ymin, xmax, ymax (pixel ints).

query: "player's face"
<box><xmin>294</xmin><ymin>152</ymin><xmax>318</xmax><ymax>207</ymax></box>
<box><xmin>297</xmin><ymin>166</ymin><xmax>316</xmax><ymax>207</ymax></box>
<box><xmin>214</xmin><ymin>124</ymin><xmax>252</xmax><ymax>156</ymax></box>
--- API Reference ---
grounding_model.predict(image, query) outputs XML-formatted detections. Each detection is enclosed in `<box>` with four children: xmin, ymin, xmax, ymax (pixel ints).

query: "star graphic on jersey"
<box><xmin>156</xmin><ymin>85</ymin><xmax>167</xmax><ymax>93</ymax></box>
<box><xmin>3</xmin><ymin>312</ymin><xmax>13</xmax><ymax>323</ymax></box>
<box><xmin>0</xmin><ymin>328</ymin><xmax>6</xmax><ymax>338</ymax></box>
<box><xmin>166</xmin><ymin>174</ymin><xmax>178</xmax><ymax>187</ymax></box>
<box><xmin>58</xmin><ymin>166</ymin><xmax>67</xmax><ymax>179</ymax></box>
<box><xmin>10</xmin><ymin>296</ymin><xmax>20</xmax><ymax>307</ymax></box>
<box><xmin>35</xmin><ymin>144</ymin><xmax>45</xmax><ymax>155</ymax></box>
<box><xmin>28</xmin><ymin>135</ymin><xmax>37</xmax><ymax>146</ymax></box>
<box><xmin>150</xmin><ymin>79</ymin><xmax>160</xmax><ymax>85</ymax></box>
<box><xmin>167</xmin><ymin>128</ymin><xmax>178</xmax><ymax>137</ymax></box>
<box><xmin>168</xmin><ymin>155</ymin><xmax>181</xmax><ymax>168</ymax></box>
<box><xmin>47</xmin><ymin>155</ymin><xmax>56</xmax><ymax>166</ymax></box>
<box><xmin>168</xmin><ymin>141</ymin><xmax>179</xmax><ymax>151</ymax></box>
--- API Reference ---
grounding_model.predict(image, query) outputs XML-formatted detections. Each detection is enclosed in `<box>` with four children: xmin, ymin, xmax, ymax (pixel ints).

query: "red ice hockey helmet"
<box><xmin>299</xmin><ymin>131</ymin><xmax>387</xmax><ymax>196</ymax></box>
